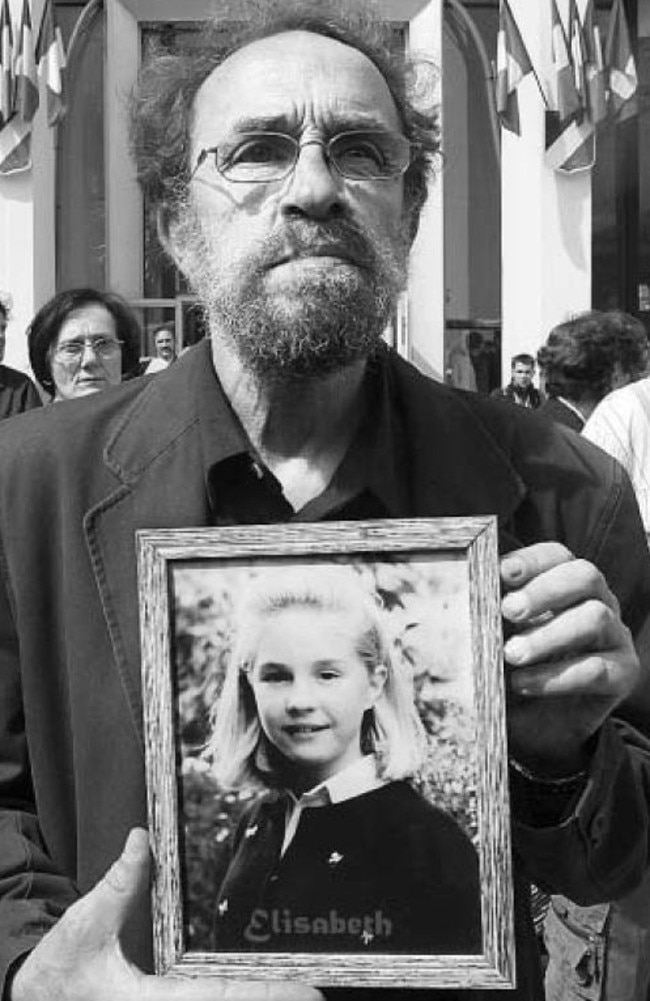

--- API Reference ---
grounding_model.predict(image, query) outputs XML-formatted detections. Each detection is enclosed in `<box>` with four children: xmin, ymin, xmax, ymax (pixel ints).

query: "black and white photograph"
<box><xmin>1</xmin><ymin>2</ymin><xmax>650</xmax><ymax>1001</ymax></box>
<box><xmin>138</xmin><ymin>518</ymin><xmax>515</xmax><ymax>988</ymax></box>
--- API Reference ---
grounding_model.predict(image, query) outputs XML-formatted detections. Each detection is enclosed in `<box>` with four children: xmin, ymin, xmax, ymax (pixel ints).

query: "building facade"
<box><xmin>0</xmin><ymin>0</ymin><xmax>647</xmax><ymax>389</ymax></box>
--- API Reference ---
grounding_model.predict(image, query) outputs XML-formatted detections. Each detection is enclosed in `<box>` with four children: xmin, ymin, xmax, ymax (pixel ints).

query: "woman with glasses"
<box><xmin>27</xmin><ymin>289</ymin><xmax>142</xmax><ymax>402</ymax></box>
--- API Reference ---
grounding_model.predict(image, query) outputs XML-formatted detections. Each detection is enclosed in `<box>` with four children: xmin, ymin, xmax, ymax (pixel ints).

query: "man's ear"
<box><xmin>156</xmin><ymin>203</ymin><xmax>192</xmax><ymax>277</ymax></box>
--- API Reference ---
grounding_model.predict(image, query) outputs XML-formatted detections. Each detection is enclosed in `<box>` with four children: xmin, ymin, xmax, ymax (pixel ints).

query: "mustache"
<box><xmin>257</xmin><ymin>218</ymin><xmax>385</xmax><ymax>271</ymax></box>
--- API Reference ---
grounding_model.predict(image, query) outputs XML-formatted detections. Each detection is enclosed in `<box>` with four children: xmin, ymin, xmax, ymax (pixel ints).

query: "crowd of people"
<box><xmin>0</xmin><ymin>289</ymin><xmax>179</xmax><ymax>415</ymax></box>
<box><xmin>489</xmin><ymin>310</ymin><xmax>650</xmax><ymax>540</ymax></box>
<box><xmin>0</xmin><ymin>2</ymin><xmax>649</xmax><ymax>1001</ymax></box>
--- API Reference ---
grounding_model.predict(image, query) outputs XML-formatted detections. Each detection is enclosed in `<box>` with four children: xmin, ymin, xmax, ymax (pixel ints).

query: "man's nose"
<box><xmin>279</xmin><ymin>142</ymin><xmax>345</xmax><ymax>220</ymax></box>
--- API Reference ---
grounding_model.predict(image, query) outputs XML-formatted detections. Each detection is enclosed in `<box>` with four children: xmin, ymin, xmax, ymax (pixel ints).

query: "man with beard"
<box><xmin>1</xmin><ymin>4</ymin><xmax>650</xmax><ymax>1001</ymax></box>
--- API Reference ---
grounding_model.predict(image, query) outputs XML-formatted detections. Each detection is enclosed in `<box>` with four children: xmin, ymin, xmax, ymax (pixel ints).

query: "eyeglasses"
<box><xmin>52</xmin><ymin>337</ymin><xmax>124</xmax><ymax>364</ymax></box>
<box><xmin>193</xmin><ymin>130</ymin><xmax>417</xmax><ymax>184</ymax></box>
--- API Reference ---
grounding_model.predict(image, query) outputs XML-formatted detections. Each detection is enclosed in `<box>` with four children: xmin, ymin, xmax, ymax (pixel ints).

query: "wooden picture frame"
<box><xmin>137</xmin><ymin>516</ymin><xmax>515</xmax><ymax>990</ymax></box>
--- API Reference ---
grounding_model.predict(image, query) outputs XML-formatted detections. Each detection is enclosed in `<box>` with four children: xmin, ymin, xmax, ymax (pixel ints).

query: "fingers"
<box><xmin>10</xmin><ymin>826</ymin><xmax>324</xmax><ymax>1001</ymax></box>
<box><xmin>501</xmin><ymin>548</ymin><xmax>620</xmax><ymax>619</ymax></box>
<box><xmin>499</xmin><ymin>545</ymin><xmax>640</xmax><ymax>746</ymax></box>
<box><xmin>501</xmin><ymin>542</ymin><xmax>573</xmax><ymax>587</ymax></box>
<box><xmin>144</xmin><ymin>977</ymin><xmax>323</xmax><ymax>1001</ymax></box>
<box><xmin>72</xmin><ymin>827</ymin><xmax>151</xmax><ymax>937</ymax></box>
<box><xmin>510</xmin><ymin>649</ymin><xmax>636</xmax><ymax>700</ymax></box>
<box><xmin>505</xmin><ymin>599</ymin><xmax>630</xmax><ymax>673</ymax></box>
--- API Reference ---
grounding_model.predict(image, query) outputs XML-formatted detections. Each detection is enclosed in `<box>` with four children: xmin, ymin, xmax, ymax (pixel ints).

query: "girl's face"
<box><xmin>247</xmin><ymin>606</ymin><xmax>386</xmax><ymax>789</ymax></box>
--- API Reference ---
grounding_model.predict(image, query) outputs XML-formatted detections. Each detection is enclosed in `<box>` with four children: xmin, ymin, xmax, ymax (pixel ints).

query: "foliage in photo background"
<box><xmin>173</xmin><ymin>556</ymin><xmax>478</xmax><ymax>951</ymax></box>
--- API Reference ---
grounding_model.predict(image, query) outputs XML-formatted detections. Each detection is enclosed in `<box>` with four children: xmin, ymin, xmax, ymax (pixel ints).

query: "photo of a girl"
<box><xmin>201</xmin><ymin>564</ymin><xmax>481</xmax><ymax>955</ymax></box>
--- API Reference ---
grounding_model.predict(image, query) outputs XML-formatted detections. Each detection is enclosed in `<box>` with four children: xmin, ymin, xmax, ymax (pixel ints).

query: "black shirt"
<box><xmin>195</xmin><ymin>349</ymin><xmax>411</xmax><ymax>525</ymax></box>
<box><xmin>0</xmin><ymin>365</ymin><xmax>41</xmax><ymax>421</ymax></box>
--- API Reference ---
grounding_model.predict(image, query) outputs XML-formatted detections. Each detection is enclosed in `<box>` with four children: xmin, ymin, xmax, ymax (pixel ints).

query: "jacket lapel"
<box><xmin>84</xmin><ymin>348</ymin><xmax>212</xmax><ymax>742</ymax></box>
<box><xmin>388</xmin><ymin>352</ymin><xmax>527</xmax><ymax>552</ymax></box>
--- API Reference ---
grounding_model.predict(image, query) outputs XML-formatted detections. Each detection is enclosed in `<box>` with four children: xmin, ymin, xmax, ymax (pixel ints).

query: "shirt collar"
<box><xmin>288</xmin><ymin>754</ymin><xmax>384</xmax><ymax>808</ymax></box>
<box><xmin>200</xmin><ymin>342</ymin><xmax>411</xmax><ymax>521</ymax></box>
<box><xmin>194</xmin><ymin>338</ymin><xmax>257</xmax><ymax>477</ymax></box>
<box><xmin>335</xmin><ymin>349</ymin><xmax>411</xmax><ymax>518</ymax></box>
<box><xmin>556</xmin><ymin>396</ymin><xmax>586</xmax><ymax>427</ymax></box>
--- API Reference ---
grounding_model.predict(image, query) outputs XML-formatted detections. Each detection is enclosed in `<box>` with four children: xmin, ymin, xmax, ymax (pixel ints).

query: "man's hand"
<box><xmin>501</xmin><ymin>542</ymin><xmax>641</xmax><ymax>776</ymax></box>
<box><xmin>10</xmin><ymin>828</ymin><xmax>322</xmax><ymax>1001</ymax></box>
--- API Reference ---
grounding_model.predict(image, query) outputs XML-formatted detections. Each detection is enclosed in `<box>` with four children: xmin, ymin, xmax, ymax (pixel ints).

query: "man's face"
<box><xmin>166</xmin><ymin>30</ymin><xmax>410</xmax><ymax>378</ymax></box>
<box><xmin>511</xmin><ymin>362</ymin><xmax>534</xmax><ymax>389</ymax></box>
<box><xmin>154</xmin><ymin>330</ymin><xmax>175</xmax><ymax>361</ymax></box>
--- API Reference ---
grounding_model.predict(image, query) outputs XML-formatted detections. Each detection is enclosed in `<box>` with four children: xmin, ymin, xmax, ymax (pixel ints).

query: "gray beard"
<box><xmin>174</xmin><ymin>211</ymin><xmax>409</xmax><ymax>379</ymax></box>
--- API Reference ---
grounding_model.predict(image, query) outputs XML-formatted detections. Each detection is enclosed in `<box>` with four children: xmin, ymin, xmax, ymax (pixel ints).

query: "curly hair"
<box><xmin>607</xmin><ymin>309</ymin><xmax>650</xmax><ymax>380</ymax></box>
<box><xmin>537</xmin><ymin>310</ymin><xmax>649</xmax><ymax>403</ymax></box>
<box><xmin>129</xmin><ymin>0</ymin><xmax>440</xmax><ymax>242</ymax></box>
<box><xmin>27</xmin><ymin>288</ymin><xmax>143</xmax><ymax>395</ymax></box>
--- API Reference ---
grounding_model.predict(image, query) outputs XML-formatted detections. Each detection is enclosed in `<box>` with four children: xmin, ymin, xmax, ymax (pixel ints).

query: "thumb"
<box><xmin>74</xmin><ymin>827</ymin><xmax>151</xmax><ymax>938</ymax></box>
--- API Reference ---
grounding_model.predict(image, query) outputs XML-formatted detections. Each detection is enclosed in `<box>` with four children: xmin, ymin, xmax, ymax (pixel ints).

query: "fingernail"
<box><xmin>502</xmin><ymin>592</ymin><xmax>528</xmax><ymax>620</ymax></box>
<box><xmin>511</xmin><ymin>671</ymin><xmax>533</xmax><ymax>695</ymax></box>
<box><xmin>124</xmin><ymin>827</ymin><xmax>150</xmax><ymax>858</ymax></box>
<box><xmin>501</xmin><ymin>556</ymin><xmax>524</xmax><ymax>580</ymax></box>
<box><xmin>504</xmin><ymin>635</ymin><xmax>526</xmax><ymax>664</ymax></box>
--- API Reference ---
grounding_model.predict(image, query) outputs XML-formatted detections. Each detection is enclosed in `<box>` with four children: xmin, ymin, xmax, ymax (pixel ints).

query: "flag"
<box><xmin>545</xmin><ymin>115</ymin><xmax>595</xmax><ymax>171</ymax></box>
<box><xmin>3</xmin><ymin>0</ymin><xmax>39</xmax><ymax>174</ymax></box>
<box><xmin>0</xmin><ymin>114</ymin><xmax>30</xmax><ymax>174</ymax></box>
<box><xmin>583</xmin><ymin>0</ymin><xmax>607</xmax><ymax>124</ymax></box>
<box><xmin>549</xmin><ymin>0</ymin><xmax>581</xmax><ymax>123</ymax></box>
<box><xmin>546</xmin><ymin>0</ymin><xmax>594</xmax><ymax>173</ymax></box>
<box><xmin>14</xmin><ymin>0</ymin><xmax>38</xmax><ymax>123</ymax></box>
<box><xmin>35</xmin><ymin>0</ymin><xmax>66</xmax><ymax>126</ymax></box>
<box><xmin>568</xmin><ymin>0</ymin><xmax>588</xmax><ymax>112</ymax></box>
<box><xmin>494</xmin><ymin>0</ymin><xmax>534</xmax><ymax>135</ymax></box>
<box><xmin>605</xmin><ymin>0</ymin><xmax>638</xmax><ymax>122</ymax></box>
<box><xmin>0</xmin><ymin>0</ymin><xmax>13</xmax><ymax>130</ymax></box>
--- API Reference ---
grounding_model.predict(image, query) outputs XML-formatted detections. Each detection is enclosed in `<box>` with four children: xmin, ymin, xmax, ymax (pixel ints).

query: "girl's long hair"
<box><xmin>206</xmin><ymin>564</ymin><xmax>426</xmax><ymax>791</ymax></box>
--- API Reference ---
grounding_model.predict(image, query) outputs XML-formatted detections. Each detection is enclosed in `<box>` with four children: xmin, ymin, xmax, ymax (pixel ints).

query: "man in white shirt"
<box><xmin>583</xmin><ymin>375</ymin><xmax>650</xmax><ymax>537</ymax></box>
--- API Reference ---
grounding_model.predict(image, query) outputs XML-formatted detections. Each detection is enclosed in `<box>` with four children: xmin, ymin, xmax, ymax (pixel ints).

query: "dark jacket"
<box><xmin>537</xmin><ymin>396</ymin><xmax>585</xmax><ymax>432</ymax></box>
<box><xmin>491</xmin><ymin>382</ymin><xmax>542</xmax><ymax>409</ymax></box>
<box><xmin>213</xmin><ymin>782</ymin><xmax>482</xmax><ymax>955</ymax></box>
<box><xmin>0</xmin><ymin>341</ymin><xmax>649</xmax><ymax>1000</ymax></box>
<box><xmin>0</xmin><ymin>364</ymin><xmax>41</xmax><ymax>419</ymax></box>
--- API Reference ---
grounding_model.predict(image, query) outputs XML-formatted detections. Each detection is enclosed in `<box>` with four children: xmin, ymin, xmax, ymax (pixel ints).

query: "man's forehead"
<box><xmin>192</xmin><ymin>30</ymin><xmax>401</xmax><ymax>137</ymax></box>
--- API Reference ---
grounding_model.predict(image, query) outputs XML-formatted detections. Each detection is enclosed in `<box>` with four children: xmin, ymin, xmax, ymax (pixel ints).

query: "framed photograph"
<box><xmin>138</xmin><ymin>516</ymin><xmax>515</xmax><ymax>990</ymax></box>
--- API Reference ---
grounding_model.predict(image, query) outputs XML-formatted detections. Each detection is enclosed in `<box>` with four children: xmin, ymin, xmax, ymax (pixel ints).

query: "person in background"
<box><xmin>537</xmin><ymin>308</ymin><xmax>650</xmax><ymax>1001</ymax></box>
<box><xmin>27</xmin><ymin>288</ymin><xmax>142</xmax><ymax>402</ymax></box>
<box><xmin>0</xmin><ymin>294</ymin><xmax>42</xmax><ymax>418</ymax></box>
<box><xmin>143</xmin><ymin>324</ymin><xmax>177</xmax><ymax>373</ymax></box>
<box><xmin>583</xmin><ymin>355</ymin><xmax>650</xmax><ymax>538</ymax></box>
<box><xmin>536</xmin><ymin>310</ymin><xmax>648</xmax><ymax>432</ymax></box>
<box><xmin>467</xmin><ymin>330</ymin><xmax>500</xmax><ymax>396</ymax></box>
<box><xmin>490</xmin><ymin>353</ymin><xmax>542</xmax><ymax>409</ymax></box>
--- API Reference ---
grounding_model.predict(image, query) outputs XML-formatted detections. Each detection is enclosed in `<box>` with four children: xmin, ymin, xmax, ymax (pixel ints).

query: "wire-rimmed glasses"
<box><xmin>192</xmin><ymin>130</ymin><xmax>417</xmax><ymax>184</ymax></box>
<box><xmin>52</xmin><ymin>337</ymin><xmax>124</xmax><ymax>366</ymax></box>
